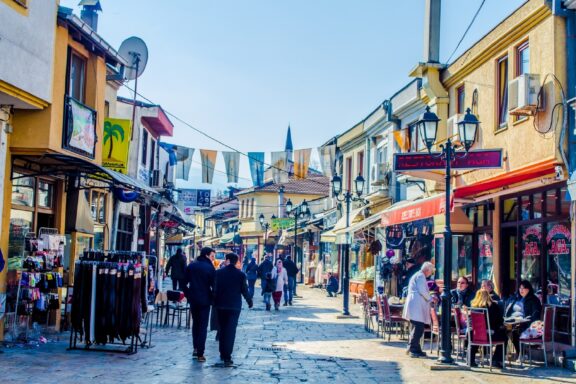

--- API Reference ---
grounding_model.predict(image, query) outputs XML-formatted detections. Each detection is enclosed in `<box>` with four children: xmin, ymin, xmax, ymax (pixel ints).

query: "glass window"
<box><xmin>546</xmin><ymin>222</ymin><xmax>571</xmax><ymax>305</ymax></box>
<box><xmin>503</xmin><ymin>198</ymin><xmax>518</xmax><ymax>222</ymax></box>
<box><xmin>142</xmin><ymin>129</ymin><xmax>149</xmax><ymax>166</ymax></box>
<box><xmin>546</xmin><ymin>189</ymin><xmax>558</xmax><ymax>217</ymax></box>
<box><xmin>517</xmin><ymin>41</ymin><xmax>529</xmax><ymax>76</ymax></box>
<box><xmin>11</xmin><ymin>174</ymin><xmax>35</xmax><ymax>207</ymax></box>
<box><xmin>497</xmin><ymin>56</ymin><xmax>509</xmax><ymax>128</ymax></box>
<box><xmin>457</xmin><ymin>85</ymin><xmax>465</xmax><ymax>115</ymax></box>
<box><xmin>8</xmin><ymin>209</ymin><xmax>33</xmax><ymax>260</ymax></box>
<box><xmin>37</xmin><ymin>180</ymin><xmax>54</xmax><ymax>209</ymax></box>
<box><xmin>560</xmin><ymin>187</ymin><xmax>570</xmax><ymax>217</ymax></box>
<box><xmin>520</xmin><ymin>224</ymin><xmax>542</xmax><ymax>292</ymax></box>
<box><xmin>533</xmin><ymin>192</ymin><xmax>544</xmax><ymax>219</ymax></box>
<box><xmin>435</xmin><ymin>234</ymin><xmax>473</xmax><ymax>283</ymax></box>
<box><xmin>477</xmin><ymin>232</ymin><xmax>494</xmax><ymax>282</ymax></box>
<box><xmin>520</xmin><ymin>195</ymin><xmax>531</xmax><ymax>220</ymax></box>
<box><xmin>409</xmin><ymin>123</ymin><xmax>426</xmax><ymax>152</ymax></box>
<box><xmin>69</xmin><ymin>52</ymin><xmax>86</xmax><ymax>103</ymax></box>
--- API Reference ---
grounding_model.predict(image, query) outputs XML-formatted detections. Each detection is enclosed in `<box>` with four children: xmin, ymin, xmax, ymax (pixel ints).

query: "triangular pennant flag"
<box><xmin>293</xmin><ymin>148</ymin><xmax>312</xmax><ymax>179</ymax></box>
<box><xmin>159</xmin><ymin>142</ymin><xmax>177</xmax><ymax>166</ymax></box>
<box><xmin>393</xmin><ymin>128</ymin><xmax>410</xmax><ymax>152</ymax></box>
<box><xmin>270</xmin><ymin>151</ymin><xmax>289</xmax><ymax>184</ymax></box>
<box><xmin>200</xmin><ymin>149</ymin><xmax>217</xmax><ymax>184</ymax></box>
<box><xmin>318</xmin><ymin>144</ymin><xmax>336</xmax><ymax>179</ymax></box>
<box><xmin>175</xmin><ymin>147</ymin><xmax>194</xmax><ymax>181</ymax></box>
<box><xmin>222</xmin><ymin>151</ymin><xmax>240</xmax><ymax>184</ymax></box>
<box><xmin>248</xmin><ymin>152</ymin><xmax>265</xmax><ymax>187</ymax></box>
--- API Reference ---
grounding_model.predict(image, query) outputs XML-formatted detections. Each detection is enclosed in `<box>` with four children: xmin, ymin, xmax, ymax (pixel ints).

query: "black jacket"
<box><xmin>245</xmin><ymin>261</ymin><xmax>258</xmax><ymax>280</ymax></box>
<box><xmin>166</xmin><ymin>253</ymin><xmax>187</xmax><ymax>280</ymax></box>
<box><xmin>450</xmin><ymin>288</ymin><xmax>475</xmax><ymax>307</ymax></box>
<box><xmin>283</xmin><ymin>258</ymin><xmax>299</xmax><ymax>278</ymax></box>
<box><xmin>257</xmin><ymin>258</ymin><xmax>273</xmax><ymax>280</ymax></box>
<box><xmin>505</xmin><ymin>293</ymin><xmax>542</xmax><ymax>321</ymax></box>
<box><xmin>214</xmin><ymin>265</ymin><xmax>252</xmax><ymax>310</ymax></box>
<box><xmin>184</xmin><ymin>256</ymin><xmax>215</xmax><ymax>307</ymax></box>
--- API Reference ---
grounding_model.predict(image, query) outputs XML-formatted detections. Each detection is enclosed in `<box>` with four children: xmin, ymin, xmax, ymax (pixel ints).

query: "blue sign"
<box><xmin>180</xmin><ymin>189</ymin><xmax>211</xmax><ymax>209</ymax></box>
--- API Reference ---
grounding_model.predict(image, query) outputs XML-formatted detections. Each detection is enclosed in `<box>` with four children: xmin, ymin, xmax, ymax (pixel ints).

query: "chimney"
<box><xmin>79</xmin><ymin>0</ymin><xmax>102</xmax><ymax>32</ymax></box>
<box><xmin>423</xmin><ymin>0</ymin><xmax>441</xmax><ymax>63</ymax></box>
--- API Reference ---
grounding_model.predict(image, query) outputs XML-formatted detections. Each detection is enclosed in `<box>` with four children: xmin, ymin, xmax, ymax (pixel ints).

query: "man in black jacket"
<box><xmin>257</xmin><ymin>254</ymin><xmax>274</xmax><ymax>303</ymax></box>
<box><xmin>184</xmin><ymin>247</ymin><xmax>215</xmax><ymax>362</ymax></box>
<box><xmin>214</xmin><ymin>253</ymin><xmax>253</xmax><ymax>367</ymax></box>
<box><xmin>165</xmin><ymin>248</ymin><xmax>187</xmax><ymax>290</ymax></box>
<box><xmin>282</xmin><ymin>255</ymin><xmax>299</xmax><ymax>305</ymax></box>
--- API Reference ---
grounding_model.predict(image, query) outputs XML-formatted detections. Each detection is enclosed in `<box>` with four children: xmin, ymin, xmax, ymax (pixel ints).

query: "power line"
<box><xmin>446</xmin><ymin>0</ymin><xmax>486</xmax><ymax>64</ymax></box>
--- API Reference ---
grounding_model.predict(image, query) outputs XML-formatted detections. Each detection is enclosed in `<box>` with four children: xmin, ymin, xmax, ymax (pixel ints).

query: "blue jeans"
<box><xmin>263</xmin><ymin>292</ymin><xmax>271</xmax><ymax>306</ymax></box>
<box><xmin>284</xmin><ymin>276</ymin><xmax>296</xmax><ymax>303</ymax></box>
<box><xmin>247</xmin><ymin>279</ymin><xmax>256</xmax><ymax>299</ymax></box>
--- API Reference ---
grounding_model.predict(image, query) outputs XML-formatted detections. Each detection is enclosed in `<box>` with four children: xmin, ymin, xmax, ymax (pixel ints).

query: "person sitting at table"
<box><xmin>326</xmin><ymin>273</ymin><xmax>338</xmax><ymax>297</ymax></box>
<box><xmin>468</xmin><ymin>289</ymin><xmax>505</xmax><ymax>368</ymax></box>
<box><xmin>450</xmin><ymin>276</ymin><xmax>475</xmax><ymax>307</ymax></box>
<box><xmin>504</xmin><ymin>280</ymin><xmax>542</xmax><ymax>357</ymax></box>
<box><xmin>481</xmin><ymin>279</ymin><xmax>501</xmax><ymax>302</ymax></box>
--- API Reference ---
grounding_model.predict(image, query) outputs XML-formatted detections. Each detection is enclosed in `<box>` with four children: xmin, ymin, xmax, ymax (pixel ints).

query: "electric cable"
<box><xmin>446</xmin><ymin>0</ymin><xmax>486</xmax><ymax>64</ymax></box>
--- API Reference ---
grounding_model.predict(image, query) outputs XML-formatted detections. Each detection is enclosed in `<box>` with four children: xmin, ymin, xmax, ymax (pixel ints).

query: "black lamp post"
<box><xmin>286</xmin><ymin>199</ymin><xmax>310</xmax><ymax>283</ymax></box>
<box><xmin>331</xmin><ymin>173</ymin><xmax>365</xmax><ymax>316</ymax></box>
<box><xmin>417</xmin><ymin>106</ymin><xmax>479</xmax><ymax>364</ymax></box>
<box><xmin>259</xmin><ymin>213</ymin><xmax>276</xmax><ymax>253</ymax></box>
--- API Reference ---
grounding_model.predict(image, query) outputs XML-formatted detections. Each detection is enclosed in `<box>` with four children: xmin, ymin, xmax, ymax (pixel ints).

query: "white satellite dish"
<box><xmin>118</xmin><ymin>36</ymin><xmax>148</xmax><ymax>80</ymax></box>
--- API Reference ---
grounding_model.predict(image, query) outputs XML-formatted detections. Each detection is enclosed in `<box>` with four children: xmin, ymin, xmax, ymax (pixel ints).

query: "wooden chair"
<box><xmin>520</xmin><ymin>306</ymin><xmax>556</xmax><ymax>367</ymax></box>
<box><xmin>452</xmin><ymin>306</ymin><xmax>468</xmax><ymax>361</ymax></box>
<box><xmin>467</xmin><ymin>308</ymin><xmax>506</xmax><ymax>371</ymax></box>
<box><xmin>381</xmin><ymin>295</ymin><xmax>407</xmax><ymax>341</ymax></box>
<box><xmin>359</xmin><ymin>290</ymin><xmax>374</xmax><ymax>332</ymax></box>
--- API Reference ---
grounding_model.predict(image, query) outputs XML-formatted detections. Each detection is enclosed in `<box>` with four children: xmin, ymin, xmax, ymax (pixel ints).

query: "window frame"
<box><xmin>68</xmin><ymin>51</ymin><xmax>87</xmax><ymax>104</ymax></box>
<box><xmin>496</xmin><ymin>55</ymin><xmax>509</xmax><ymax>130</ymax></box>
<box><xmin>516</xmin><ymin>40</ymin><xmax>530</xmax><ymax>77</ymax></box>
<box><xmin>86</xmin><ymin>189</ymin><xmax>108</xmax><ymax>225</ymax></box>
<box><xmin>456</xmin><ymin>85</ymin><xmax>465</xmax><ymax>115</ymax></box>
<box><xmin>141</xmin><ymin>128</ymin><xmax>149</xmax><ymax>166</ymax></box>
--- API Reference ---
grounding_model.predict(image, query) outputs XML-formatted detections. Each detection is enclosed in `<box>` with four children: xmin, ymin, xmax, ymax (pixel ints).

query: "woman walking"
<box><xmin>271</xmin><ymin>259</ymin><xmax>288</xmax><ymax>311</ymax></box>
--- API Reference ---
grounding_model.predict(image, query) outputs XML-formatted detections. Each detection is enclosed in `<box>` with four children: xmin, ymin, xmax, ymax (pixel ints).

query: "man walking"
<box><xmin>257</xmin><ymin>253</ymin><xmax>273</xmax><ymax>309</ymax></box>
<box><xmin>245</xmin><ymin>257</ymin><xmax>258</xmax><ymax>299</ymax></box>
<box><xmin>214</xmin><ymin>253</ymin><xmax>253</xmax><ymax>367</ymax></box>
<box><xmin>165</xmin><ymin>248</ymin><xmax>187</xmax><ymax>290</ymax></box>
<box><xmin>283</xmin><ymin>255</ymin><xmax>298</xmax><ymax>305</ymax></box>
<box><xmin>402</xmin><ymin>262</ymin><xmax>437</xmax><ymax>358</ymax></box>
<box><xmin>184</xmin><ymin>247</ymin><xmax>215</xmax><ymax>363</ymax></box>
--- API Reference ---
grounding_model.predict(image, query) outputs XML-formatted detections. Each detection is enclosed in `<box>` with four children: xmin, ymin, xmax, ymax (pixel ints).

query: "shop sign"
<box><xmin>385</xmin><ymin>225</ymin><xmax>405</xmax><ymax>249</ymax></box>
<box><xmin>64</xmin><ymin>97</ymin><xmax>97</xmax><ymax>158</ymax></box>
<box><xmin>522</xmin><ymin>225</ymin><xmax>541</xmax><ymax>257</ymax></box>
<box><xmin>271</xmin><ymin>218</ymin><xmax>295</xmax><ymax>231</ymax></box>
<box><xmin>381</xmin><ymin>195</ymin><xmax>451</xmax><ymax>226</ymax></box>
<box><xmin>102</xmin><ymin>118</ymin><xmax>132</xmax><ymax>174</ymax></box>
<box><xmin>323</xmin><ymin>210</ymin><xmax>338</xmax><ymax>229</ymax></box>
<box><xmin>180</xmin><ymin>189</ymin><xmax>211</xmax><ymax>212</ymax></box>
<box><xmin>547</xmin><ymin>224</ymin><xmax>571</xmax><ymax>256</ymax></box>
<box><xmin>393</xmin><ymin>149</ymin><xmax>502</xmax><ymax>171</ymax></box>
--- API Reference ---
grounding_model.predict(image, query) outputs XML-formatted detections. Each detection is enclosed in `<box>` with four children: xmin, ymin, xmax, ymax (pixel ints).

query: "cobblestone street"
<box><xmin>1</xmin><ymin>286</ymin><xmax>575</xmax><ymax>384</ymax></box>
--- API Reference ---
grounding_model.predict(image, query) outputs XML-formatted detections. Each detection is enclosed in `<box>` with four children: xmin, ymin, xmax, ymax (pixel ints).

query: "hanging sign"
<box><xmin>180</xmin><ymin>189</ymin><xmax>211</xmax><ymax>214</ymax></box>
<box><xmin>386</xmin><ymin>225</ymin><xmax>405</xmax><ymax>249</ymax></box>
<box><xmin>271</xmin><ymin>218</ymin><xmax>295</xmax><ymax>231</ymax></box>
<box><xmin>394</xmin><ymin>149</ymin><xmax>503</xmax><ymax>171</ymax></box>
<box><xmin>102</xmin><ymin>118</ymin><xmax>132</xmax><ymax>174</ymax></box>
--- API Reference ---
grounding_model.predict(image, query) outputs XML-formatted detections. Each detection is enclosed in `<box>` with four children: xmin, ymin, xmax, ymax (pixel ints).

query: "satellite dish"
<box><xmin>118</xmin><ymin>36</ymin><xmax>148</xmax><ymax>80</ymax></box>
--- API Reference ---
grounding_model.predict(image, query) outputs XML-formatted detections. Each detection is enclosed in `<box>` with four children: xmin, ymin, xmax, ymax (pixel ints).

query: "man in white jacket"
<box><xmin>402</xmin><ymin>262</ymin><xmax>438</xmax><ymax>358</ymax></box>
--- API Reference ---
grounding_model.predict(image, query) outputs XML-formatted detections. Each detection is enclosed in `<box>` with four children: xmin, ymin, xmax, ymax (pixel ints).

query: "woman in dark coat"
<box><xmin>504</xmin><ymin>280</ymin><xmax>542</xmax><ymax>357</ymax></box>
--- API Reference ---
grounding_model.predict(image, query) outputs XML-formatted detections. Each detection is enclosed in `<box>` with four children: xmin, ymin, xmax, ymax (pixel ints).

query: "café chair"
<box><xmin>360</xmin><ymin>290</ymin><xmax>376</xmax><ymax>332</ymax></box>
<box><xmin>453</xmin><ymin>306</ymin><xmax>468</xmax><ymax>361</ymax></box>
<box><xmin>166</xmin><ymin>290</ymin><xmax>190</xmax><ymax>328</ymax></box>
<box><xmin>428</xmin><ymin>305</ymin><xmax>440</xmax><ymax>356</ymax></box>
<box><xmin>520</xmin><ymin>306</ymin><xmax>556</xmax><ymax>367</ymax></box>
<box><xmin>467</xmin><ymin>308</ymin><xmax>506</xmax><ymax>371</ymax></box>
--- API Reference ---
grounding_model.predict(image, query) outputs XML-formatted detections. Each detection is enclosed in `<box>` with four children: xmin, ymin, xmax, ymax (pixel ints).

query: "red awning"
<box><xmin>381</xmin><ymin>194</ymin><xmax>452</xmax><ymax>226</ymax></box>
<box><xmin>453</xmin><ymin>159</ymin><xmax>559</xmax><ymax>199</ymax></box>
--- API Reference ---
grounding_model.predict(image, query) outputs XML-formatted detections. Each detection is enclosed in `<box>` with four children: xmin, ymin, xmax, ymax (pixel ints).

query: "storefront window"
<box><xmin>477</xmin><ymin>232</ymin><xmax>494</xmax><ymax>282</ymax></box>
<box><xmin>545</xmin><ymin>189</ymin><xmax>558</xmax><ymax>217</ymax></box>
<box><xmin>435</xmin><ymin>234</ymin><xmax>473</xmax><ymax>283</ymax></box>
<box><xmin>520</xmin><ymin>224</ymin><xmax>542</xmax><ymax>292</ymax></box>
<box><xmin>8</xmin><ymin>209</ymin><xmax>33</xmax><ymax>261</ymax></box>
<box><xmin>11</xmin><ymin>174</ymin><xmax>35</xmax><ymax>207</ymax></box>
<box><xmin>503</xmin><ymin>198</ymin><xmax>518</xmax><ymax>222</ymax></box>
<box><xmin>38</xmin><ymin>181</ymin><xmax>54</xmax><ymax>209</ymax></box>
<box><xmin>546</xmin><ymin>222</ymin><xmax>571</xmax><ymax>305</ymax></box>
<box><xmin>533</xmin><ymin>193</ymin><xmax>544</xmax><ymax>219</ymax></box>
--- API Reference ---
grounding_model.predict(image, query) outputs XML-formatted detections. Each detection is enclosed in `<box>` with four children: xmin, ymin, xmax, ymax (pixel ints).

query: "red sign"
<box><xmin>381</xmin><ymin>194</ymin><xmax>453</xmax><ymax>226</ymax></box>
<box><xmin>394</xmin><ymin>149</ymin><xmax>502</xmax><ymax>171</ymax></box>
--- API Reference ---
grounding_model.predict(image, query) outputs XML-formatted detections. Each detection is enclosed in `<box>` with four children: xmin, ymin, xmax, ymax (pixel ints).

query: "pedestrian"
<box><xmin>271</xmin><ymin>258</ymin><xmax>288</xmax><ymax>311</ymax></box>
<box><xmin>402</xmin><ymin>262</ymin><xmax>438</xmax><ymax>358</ymax></box>
<box><xmin>282</xmin><ymin>255</ymin><xmax>298</xmax><ymax>305</ymax></box>
<box><xmin>245</xmin><ymin>257</ymin><xmax>258</xmax><ymax>299</ymax></box>
<box><xmin>326</xmin><ymin>272</ymin><xmax>338</xmax><ymax>297</ymax></box>
<box><xmin>257</xmin><ymin>254</ymin><xmax>274</xmax><ymax>309</ymax></box>
<box><xmin>213</xmin><ymin>253</ymin><xmax>253</xmax><ymax>367</ymax></box>
<box><xmin>183</xmin><ymin>247</ymin><xmax>215</xmax><ymax>363</ymax></box>
<box><xmin>165</xmin><ymin>248</ymin><xmax>187</xmax><ymax>290</ymax></box>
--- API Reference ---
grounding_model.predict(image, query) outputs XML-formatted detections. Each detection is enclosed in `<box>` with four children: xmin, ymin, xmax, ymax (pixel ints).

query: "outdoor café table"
<box><xmin>504</xmin><ymin>318</ymin><xmax>530</xmax><ymax>365</ymax></box>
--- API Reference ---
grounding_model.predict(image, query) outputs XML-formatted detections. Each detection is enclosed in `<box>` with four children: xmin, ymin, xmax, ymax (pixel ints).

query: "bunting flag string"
<box><xmin>222</xmin><ymin>151</ymin><xmax>240</xmax><ymax>184</ymax></box>
<box><xmin>293</xmin><ymin>148</ymin><xmax>311</xmax><ymax>179</ymax></box>
<box><xmin>393</xmin><ymin>128</ymin><xmax>411</xmax><ymax>152</ymax></box>
<box><xmin>248</xmin><ymin>152</ymin><xmax>265</xmax><ymax>187</ymax></box>
<box><xmin>200</xmin><ymin>149</ymin><xmax>218</xmax><ymax>184</ymax></box>
<box><xmin>318</xmin><ymin>144</ymin><xmax>336</xmax><ymax>179</ymax></box>
<box><xmin>270</xmin><ymin>151</ymin><xmax>289</xmax><ymax>184</ymax></box>
<box><xmin>175</xmin><ymin>147</ymin><xmax>194</xmax><ymax>181</ymax></box>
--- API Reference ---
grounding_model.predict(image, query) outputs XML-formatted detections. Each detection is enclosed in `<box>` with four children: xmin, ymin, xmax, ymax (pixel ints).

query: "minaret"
<box><xmin>285</xmin><ymin>124</ymin><xmax>293</xmax><ymax>162</ymax></box>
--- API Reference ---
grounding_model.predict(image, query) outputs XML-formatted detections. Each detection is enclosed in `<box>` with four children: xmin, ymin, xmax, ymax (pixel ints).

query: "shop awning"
<box><xmin>331</xmin><ymin>207</ymin><xmax>366</xmax><ymax>232</ymax></box>
<box><xmin>320</xmin><ymin>230</ymin><xmax>337</xmax><ymax>243</ymax></box>
<box><xmin>454</xmin><ymin>158</ymin><xmax>559</xmax><ymax>199</ymax></box>
<box><xmin>380</xmin><ymin>194</ymin><xmax>452</xmax><ymax>226</ymax></box>
<box><xmin>219</xmin><ymin>232</ymin><xmax>236</xmax><ymax>244</ymax></box>
<box><xmin>433</xmin><ymin>208</ymin><xmax>473</xmax><ymax>234</ymax></box>
<box><xmin>11</xmin><ymin>153</ymin><xmax>158</xmax><ymax>195</ymax></box>
<box><xmin>334</xmin><ymin>212</ymin><xmax>382</xmax><ymax>235</ymax></box>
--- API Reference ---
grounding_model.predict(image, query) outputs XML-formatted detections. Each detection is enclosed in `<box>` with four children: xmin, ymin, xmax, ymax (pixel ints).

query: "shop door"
<box><xmin>500</xmin><ymin>227</ymin><xmax>518</xmax><ymax>297</ymax></box>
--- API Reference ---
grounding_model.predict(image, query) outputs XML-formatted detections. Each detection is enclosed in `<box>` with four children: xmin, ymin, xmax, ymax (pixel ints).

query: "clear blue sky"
<box><xmin>62</xmin><ymin>0</ymin><xmax>525</xmax><ymax>190</ymax></box>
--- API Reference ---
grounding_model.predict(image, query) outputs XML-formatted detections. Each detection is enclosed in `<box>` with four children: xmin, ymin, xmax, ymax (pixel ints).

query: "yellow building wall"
<box><xmin>443</xmin><ymin>1</ymin><xmax>565</xmax><ymax>187</ymax></box>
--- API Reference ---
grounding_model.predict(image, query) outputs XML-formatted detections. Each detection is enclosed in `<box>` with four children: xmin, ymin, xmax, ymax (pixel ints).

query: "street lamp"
<box><xmin>285</xmin><ymin>199</ymin><xmax>310</xmax><ymax>284</ymax></box>
<box><xmin>331</xmin><ymin>173</ymin><xmax>365</xmax><ymax>316</ymax></box>
<box><xmin>259</xmin><ymin>213</ymin><xmax>276</xmax><ymax>253</ymax></box>
<box><xmin>417</xmin><ymin>106</ymin><xmax>479</xmax><ymax>365</ymax></box>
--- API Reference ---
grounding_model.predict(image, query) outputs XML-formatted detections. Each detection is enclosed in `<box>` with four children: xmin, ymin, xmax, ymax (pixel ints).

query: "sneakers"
<box><xmin>193</xmin><ymin>349</ymin><xmax>198</xmax><ymax>359</ymax></box>
<box><xmin>197</xmin><ymin>356</ymin><xmax>206</xmax><ymax>363</ymax></box>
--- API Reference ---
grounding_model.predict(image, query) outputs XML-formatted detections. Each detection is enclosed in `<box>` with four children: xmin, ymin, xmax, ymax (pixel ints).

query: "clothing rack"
<box><xmin>68</xmin><ymin>255</ymin><xmax>148</xmax><ymax>355</ymax></box>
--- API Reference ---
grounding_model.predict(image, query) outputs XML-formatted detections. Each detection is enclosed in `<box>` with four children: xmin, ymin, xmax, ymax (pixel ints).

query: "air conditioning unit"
<box><xmin>508</xmin><ymin>73</ymin><xmax>540</xmax><ymax>116</ymax></box>
<box><xmin>150</xmin><ymin>169</ymin><xmax>164</xmax><ymax>188</ymax></box>
<box><xmin>446</xmin><ymin>114</ymin><xmax>463</xmax><ymax>144</ymax></box>
<box><xmin>371</xmin><ymin>163</ymin><xmax>390</xmax><ymax>186</ymax></box>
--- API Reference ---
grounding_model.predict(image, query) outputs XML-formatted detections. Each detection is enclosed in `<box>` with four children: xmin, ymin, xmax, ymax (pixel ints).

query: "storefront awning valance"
<box><xmin>433</xmin><ymin>208</ymin><xmax>473</xmax><ymax>234</ymax></box>
<box><xmin>332</xmin><ymin>207</ymin><xmax>366</xmax><ymax>233</ymax></box>
<box><xmin>12</xmin><ymin>154</ymin><xmax>158</xmax><ymax>195</ymax></box>
<box><xmin>453</xmin><ymin>159</ymin><xmax>558</xmax><ymax>199</ymax></box>
<box><xmin>380</xmin><ymin>194</ymin><xmax>452</xmax><ymax>227</ymax></box>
